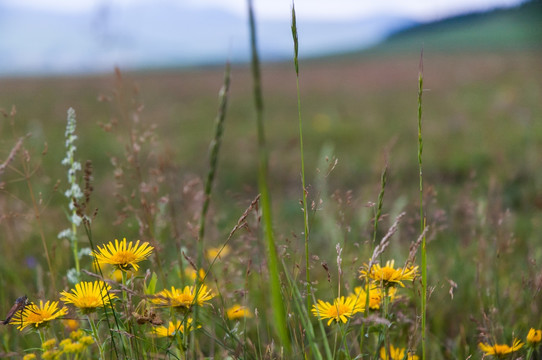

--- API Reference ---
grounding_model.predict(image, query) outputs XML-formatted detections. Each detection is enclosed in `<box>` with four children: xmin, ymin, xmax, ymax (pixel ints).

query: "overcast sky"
<box><xmin>0</xmin><ymin>0</ymin><xmax>528</xmax><ymax>21</ymax></box>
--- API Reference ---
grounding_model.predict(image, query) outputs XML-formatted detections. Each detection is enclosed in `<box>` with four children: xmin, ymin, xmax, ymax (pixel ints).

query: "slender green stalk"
<box><xmin>192</xmin><ymin>61</ymin><xmax>231</xmax><ymax>358</ymax></box>
<box><xmin>37</xmin><ymin>329</ymin><xmax>46</xmax><ymax>347</ymax></box>
<box><xmin>120</xmin><ymin>265</ymin><xmax>132</xmax><ymax>360</ymax></box>
<box><xmin>360</xmin><ymin>164</ymin><xmax>388</xmax><ymax>354</ymax></box>
<box><xmin>248</xmin><ymin>0</ymin><xmax>290</xmax><ymax>351</ymax></box>
<box><xmin>88</xmin><ymin>314</ymin><xmax>105</xmax><ymax>360</ymax></box>
<box><xmin>373</xmin><ymin>165</ymin><xmax>388</xmax><ymax>245</ymax></box>
<box><xmin>417</xmin><ymin>50</ymin><xmax>427</xmax><ymax>360</ymax></box>
<box><xmin>83</xmin><ymin>220</ymin><xmax>123</xmax><ymax>359</ymax></box>
<box><xmin>196</xmin><ymin>62</ymin><xmax>231</xmax><ymax>252</ymax></box>
<box><xmin>337</xmin><ymin>323</ymin><xmax>353</xmax><ymax>360</ymax></box>
<box><xmin>383</xmin><ymin>287</ymin><xmax>391</xmax><ymax>360</ymax></box>
<box><xmin>21</xmin><ymin>166</ymin><xmax>56</xmax><ymax>291</ymax></box>
<box><xmin>290</xmin><ymin>3</ymin><xmax>311</xmax><ymax>312</ymax></box>
<box><xmin>282</xmin><ymin>259</ymin><xmax>325</xmax><ymax>360</ymax></box>
<box><xmin>309</xmin><ymin>294</ymin><xmax>333</xmax><ymax>360</ymax></box>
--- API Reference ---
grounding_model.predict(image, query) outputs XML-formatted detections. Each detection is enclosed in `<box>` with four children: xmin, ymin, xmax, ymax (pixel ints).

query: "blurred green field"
<box><xmin>0</xmin><ymin>4</ymin><xmax>542</xmax><ymax>357</ymax></box>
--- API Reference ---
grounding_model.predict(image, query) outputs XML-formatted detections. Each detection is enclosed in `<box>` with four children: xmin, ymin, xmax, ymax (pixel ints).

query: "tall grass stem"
<box><xmin>192</xmin><ymin>61</ymin><xmax>231</xmax><ymax>358</ymax></box>
<box><xmin>360</xmin><ymin>164</ymin><xmax>387</xmax><ymax>353</ymax></box>
<box><xmin>417</xmin><ymin>49</ymin><xmax>427</xmax><ymax>360</ymax></box>
<box><xmin>290</xmin><ymin>3</ymin><xmax>311</xmax><ymax>312</ymax></box>
<box><xmin>248</xmin><ymin>0</ymin><xmax>290</xmax><ymax>350</ymax></box>
<box><xmin>88</xmin><ymin>314</ymin><xmax>105</xmax><ymax>360</ymax></box>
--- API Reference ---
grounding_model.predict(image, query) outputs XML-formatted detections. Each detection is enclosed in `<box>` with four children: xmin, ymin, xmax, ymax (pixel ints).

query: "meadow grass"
<box><xmin>0</xmin><ymin>4</ymin><xmax>541</xmax><ymax>360</ymax></box>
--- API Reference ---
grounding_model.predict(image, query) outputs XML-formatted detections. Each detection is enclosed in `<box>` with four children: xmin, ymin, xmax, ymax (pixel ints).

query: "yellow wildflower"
<box><xmin>93</xmin><ymin>238</ymin><xmax>153</xmax><ymax>272</ymax></box>
<box><xmin>60</xmin><ymin>281</ymin><xmax>117</xmax><ymax>314</ymax></box>
<box><xmin>151</xmin><ymin>319</ymin><xmax>199</xmax><ymax>337</ymax></box>
<box><xmin>42</xmin><ymin>350</ymin><xmax>61</xmax><ymax>360</ymax></box>
<box><xmin>206</xmin><ymin>245</ymin><xmax>230</xmax><ymax>261</ymax></box>
<box><xmin>360</xmin><ymin>260</ymin><xmax>418</xmax><ymax>287</ymax></box>
<box><xmin>380</xmin><ymin>345</ymin><xmax>419</xmax><ymax>360</ymax></box>
<box><xmin>527</xmin><ymin>328</ymin><xmax>542</xmax><ymax>345</ymax></box>
<box><xmin>349</xmin><ymin>285</ymin><xmax>397</xmax><ymax>310</ymax></box>
<box><xmin>152</xmin><ymin>285</ymin><xmax>214</xmax><ymax>309</ymax></box>
<box><xmin>59</xmin><ymin>338</ymin><xmax>73</xmax><ymax>348</ymax></box>
<box><xmin>479</xmin><ymin>338</ymin><xmax>524</xmax><ymax>356</ymax></box>
<box><xmin>227</xmin><ymin>304</ymin><xmax>253</xmax><ymax>320</ymax></box>
<box><xmin>42</xmin><ymin>338</ymin><xmax>57</xmax><ymax>351</ymax></box>
<box><xmin>69</xmin><ymin>329</ymin><xmax>84</xmax><ymax>340</ymax></box>
<box><xmin>63</xmin><ymin>318</ymin><xmax>79</xmax><ymax>331</ymax></box>
<box><xmin>62</xmin><ymin>341</ymin><xmax>84</xmax><ymax>353</ymax></box>
<box><xmin>311</xmin><ymin>296</ymin><xmax>363</xmax><ymax>326</ymax></box>
<box><xmin>10</xmin><ymin>300</ymin><xmax>67</xmax><ymax>330</ymax></box>
<box><xmin>79</xmin><ymin>335</ymin><xmax>94</xmax><ymax>346</ymax></box>
<box><xmin>185</xmin><ymin>267</ymin><xmax>206</xmax><ymax>282</ymax></box>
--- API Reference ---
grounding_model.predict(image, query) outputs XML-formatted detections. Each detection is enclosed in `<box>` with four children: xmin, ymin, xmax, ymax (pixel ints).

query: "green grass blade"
<box><xmin>248</xmin><ymin>0</ymin><xmax>290</xmax><ymax>351</ymax></box>
<box><xmin>282</xmin><ymin>259</ymin><xmax>324</xmax><ymax>360</ymax></box>
<box><xmin>290</xmin><ymin>3</ymin><xmax>312</xmax><ymax>313</ymax></box>
<box><xmin>417</xmin><ymin>49</ymin><xmax>427</xmax><ymax>360</ymax></box>
<box><xmin>191</xmin><ymin>61</ymin><xmax>231</xmax><ymax>358</ymax></box>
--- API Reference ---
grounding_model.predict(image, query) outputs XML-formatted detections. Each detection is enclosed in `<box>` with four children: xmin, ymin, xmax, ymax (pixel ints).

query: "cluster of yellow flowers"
<box><xmin>23</xmin><ymin>329</ymin><xmax>95</xmax><ymax>360</ymax></box>
<box><xmin>6</xmin><ymin>238</ymin><xmax>252</xmax><ymax>356</ymax></box>
<box><xmin>311</xmin><ymin>259</ymin><xmax>419</xmax><ymax>359</ymax></box>
<box><xmin>312</xmin><ymin>259</ymin><xmax>417</xmax><ymax>326</ymax></box>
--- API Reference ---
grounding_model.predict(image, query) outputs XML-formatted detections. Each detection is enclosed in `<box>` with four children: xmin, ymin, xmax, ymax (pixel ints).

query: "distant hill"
<box><xmin>363</xmin><ymin>0</ymin><xmax>542</xmax><ymax>54</ymax></box>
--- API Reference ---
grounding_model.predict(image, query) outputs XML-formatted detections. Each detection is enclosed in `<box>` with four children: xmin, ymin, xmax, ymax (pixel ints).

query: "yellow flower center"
<box><xmin>112</xmin><ymin>251</ymin><xmax>138</xmax><ymax>267</ymax></box>
<box><xmin>492</xmin><ymin>344</ymin><xmax>510</xmax><ymax>354</ymax></box>
<box><xmin>26</xmin><ymin>310</ymin><xmax>52</xmax><ymax>324</ymax></box>
<box><xmin>379</xmin><ymin>267</ymin><xmax>397</xmax><ymax>281</ymax></box>
<box><xmin>330</xmin><ymin>303</ymin><xmax>349</xmax><ymax>317</ymax></box>
<box><xmin>175</xmin><ymin>294</ymin><xmax>194</xmax><ymax>307</ymax></box>
<box><xmin>80</xmin><ymin>295</ymin><xmax>100</xmax><ymax>308</ymax></box>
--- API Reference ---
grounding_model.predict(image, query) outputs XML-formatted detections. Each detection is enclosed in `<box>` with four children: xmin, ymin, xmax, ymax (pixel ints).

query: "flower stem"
<box><xmin>248</xmin><ymin>0</ymin><xmax>290</xmax><ymax>350</ymax></box>
<box><xmin>37</xmin><ymin>329</ymin><xmax>46</xmax><ymax>346</ymax></box>
<box><xmin>88</xmin><ymin>315</ymin><xmax>105</xmax><ymax>360</ymax></box>
<box><xmin>383</xmin><ymin>287</ymin><xmax>391</xmax><ymax>360</ymax></box>
<box><xmin>417</xmin><ymin>49</ymin><xmax>427</xmax><ymax>360</ymax></box>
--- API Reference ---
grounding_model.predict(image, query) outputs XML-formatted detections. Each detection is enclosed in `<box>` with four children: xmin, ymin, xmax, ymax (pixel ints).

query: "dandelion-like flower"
<box><xmin>311</xmin><ymin>296</ymin><xmax>363</xmax><ymax>326</ymax></box>
<box><xmin>63</xmin><ymin>319</ymin><xmax>80</xmax><ymax>331</ymax></box>
<box><xmin>227</xmin><ymin>304</ymin><xmax>253</xmax><ymax>320</ymax></box>
<box><xmin>93</xmin><ymin>238</ymin><xmax>153</xmax><ymax>272</ymax></box>
<box><xmin>23</xmin><ymin>354</ymin><xmax>36</xmax><ymax>360</ymax></box>
<box><xmin>152</xmin><ymin>285</ymin><xmax>214</xmax><ymax>309</ymax></box>
<box><xmin>70</xmin><ymin>329</ymin><xmax>85</xmax><ymax>340</ymax></box>
<box><xmin>360</xmin><ymin>260</ymin><xmax>418</xmax><ymax>288</ymax></box>
<box><xmin>62</xmin><ymin>341</ymin><xmax>84</xmax><ymax>354</ymax></box>
<box><xmin>527</xmin><ymin>328</ymin><xmax>542</xmax><ymax>345</ymax></box>
<box><xmin>42</xmin><ymin>338</ymin><xmax>57</xmax><ymax>351</ymax></box>
<box><xmin>206</xmin><ymin>245</ymin><xmax>230</xmax><ymax>261</ymax></box>
<box><xmin>79</xmin><ymin>335</ymin><xmax>94</xmax><ymax>346</ymax></box>
<box><xmin>380</xmin><ymin>345</ymin><xmax>419</xmax><ymax>360</ymax></box>
<box><xmin>151</xmin><ymin>319</ymin><xmax>199</xmax><ymax>337</ymax></box>
<box><xmin>42</xmin><ymin>350</ymin><xmax>61</xmax><ymax>360</ymax></box>
<box><xmin>185</xmin><ymin>267</ymin><xmax>206</xmax><ymax>282</ymax></box>
<box><xmin>478</xmin><ymin>339</ymin><xmax>524</xmax><ymax>357</ymax></box>
<box><xmin>60</xmin><ymin>281</ymin><xmax>117</xmax><ymax>314</ymax></box>
<box><xmin>349</xmin><ymin>285</ymin><xmax>397</xmax><ymax>310</ymax></box>
<box><xmin>10</xmin><ymin>300</ymin><xmax>68</xmax><ymax>330</ymax></box>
